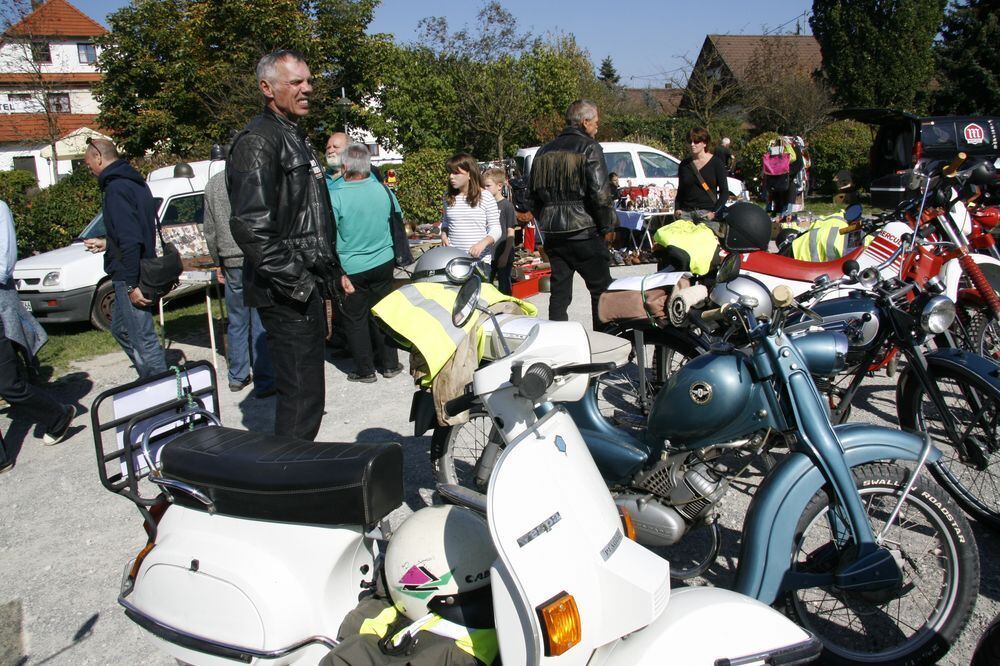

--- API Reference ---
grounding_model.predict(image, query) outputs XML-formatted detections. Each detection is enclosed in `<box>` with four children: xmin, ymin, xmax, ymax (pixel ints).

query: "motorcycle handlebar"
<box><xmin>553</xmin><ymin>362</ymin><xmax>618</xmax><ymax>376</ymax></box>
<box><xmin>943</xmin><ymin>152</ymin><xmax>968</xmax><ymax>178</ymax></box>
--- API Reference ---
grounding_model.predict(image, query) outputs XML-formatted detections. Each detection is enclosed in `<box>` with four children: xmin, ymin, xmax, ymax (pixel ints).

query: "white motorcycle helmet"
<box><xmin>710</xmin><ymin>275</ymin><xmax>774</xmax><ymax>321</ymax></box>
<box><xmin>411</xmin><ymin>246</ymin><xmax>476</xmax><ymax>284</ymax></box>
<box><xmin>384</xmin><ymin>505</ymin><xmax>496</xmax><ymax>627</ymax></box>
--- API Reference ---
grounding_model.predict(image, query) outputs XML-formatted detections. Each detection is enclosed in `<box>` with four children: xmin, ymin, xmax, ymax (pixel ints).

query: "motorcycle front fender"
<box><xmin>733</xmin><ymin>424</ymin><xmax>938</xmax><ymax>604</ymax></box>
<box><xmin>895</xmin><ymin>347</ymin><xmax>1000</xmax><ymax>412</ymax></box>
<box><xmin>592</xmin><ymin>587</ymin><xmax>820</xmax><ymax>665</ymax></box>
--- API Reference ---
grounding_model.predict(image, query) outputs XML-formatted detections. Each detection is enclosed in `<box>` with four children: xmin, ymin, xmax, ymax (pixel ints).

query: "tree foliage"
<box><xmin>741</xmin><ymin>39</ymin><xmax>832</xmax><ymax>137</ymax></box>
<box><xmin>598</xmin><ymin>56</ymin><xmax>620</xmax><ymax>86</ymax></box>
<box><xmin>932</xmin><ymin>0</ymin><xmax>1000</xmax><ymax>115</ymax></box>
<box><xmin>810</xmin><ymin>0</ymin><xmax>946</xmax><ymax>112</ymax></box>
<box><xmin>806</xmin><ymin>120</ymin><xmax>873</xmax><ymax>193</ymax></box>
<box><xmin>16</xmin><ymin>168</ymin><xmax>102</xmax><ymax>256</ymax></box>
<box><xmin>95</xmin><ymin>0</ymin><xmax>386</xmax><ymax>157</ymax></box>
<box><xmin>394</xmin><ymin>148</ymin><xmax>450</xmax><ymax>225</ymax></box>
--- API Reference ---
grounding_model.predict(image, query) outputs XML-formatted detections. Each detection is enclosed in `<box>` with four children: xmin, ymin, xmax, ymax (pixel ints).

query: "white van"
<box><xmin>515</xmin><ymin>141</ymin><xmax>745</xmax><ymax>202</ymax></box>
<box><xmin>13</xmin><ymin>159</ymin><xmax>222</xmax><ymax>330</ymax></box>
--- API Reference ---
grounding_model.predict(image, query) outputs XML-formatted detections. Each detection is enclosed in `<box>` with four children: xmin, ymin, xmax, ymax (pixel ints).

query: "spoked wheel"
<box><xmin>785</xmin><ymin>463</ymin><xmax>978</xmax><ymax>665</ymax></box>
<box><xmin>968</xmin><ymin>311</ymin><xmax>1000</xmax><ymax>362</ymax></box>
<box><xmin>595</xmin><ymin>332</ymin><xmax>701</xmax><ymax>432</ymax></box>
<box><xmin>430</xmin><ymin>407</ymin><xmax>503</xmax><ymax>492</ymax></box>
<box><xmin>898</xmin><ymin>367</ymin><xmax>1000</xmax><ymax>529</ymax></box>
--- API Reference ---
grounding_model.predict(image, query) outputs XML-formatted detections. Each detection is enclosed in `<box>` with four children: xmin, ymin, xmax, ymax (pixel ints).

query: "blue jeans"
<box><xmin>112</xmin><ymin>281</ymin><xmax>167</xmax><ymax>379</ymax></box>
<box><xmin>223</xmin><ymin>267</ymin><xmax>274</xmax><ymax>390</ymax></box>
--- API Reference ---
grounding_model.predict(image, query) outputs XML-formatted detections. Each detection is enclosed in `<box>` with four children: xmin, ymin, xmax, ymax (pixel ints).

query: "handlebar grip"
<box><xmin>700</xmin><ymin>306</ymin><xmax>726</xmax><ymax>322</ymax></box>
<box><xmin>444</xmin><ymin>390</ymin><xmax>476</xmax><ymax>417</ymax></box>
<box><xmin>554</xmin><ymin>362</ymin><xmax>618</xmax><ymax>376</ymax></box>
<box><xmin>772</xmin><ymin>285</ymin><xmax>795</xmax><ymax>308</ymax></box>
<box><xmin>943</xmin><ymin>152</ymin><xmax>967</xmax><ymax>178</ymax></box>
<box><xmin>839</xmin><ymin>222</ymin><xmax>861</xmax><ymax>235</ymax></box>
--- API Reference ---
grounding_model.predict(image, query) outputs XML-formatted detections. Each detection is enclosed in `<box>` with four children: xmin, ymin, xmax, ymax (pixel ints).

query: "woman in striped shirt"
<box><xmin>440</xmin><ymin>153</ymin><xmax>501</xmax><ymax>275</ymax></box>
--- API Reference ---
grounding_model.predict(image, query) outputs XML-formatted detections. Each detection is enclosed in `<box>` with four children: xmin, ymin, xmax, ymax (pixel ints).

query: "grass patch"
<box><xmin>36</xmin><ymin>292</ymin><xmax>221</xmax><ymax>378</ymax></box>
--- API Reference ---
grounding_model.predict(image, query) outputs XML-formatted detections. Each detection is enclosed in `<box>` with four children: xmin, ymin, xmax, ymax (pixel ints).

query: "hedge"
<box><xmin>16</xmin><ymin>168</ymin><xmax>102</xmax><ymax>256</ymax></box>
<box><xmin>0</xmin><ymin>170</ymin><xmax>38</xmax><ymax>220</ymax></box>
<box><xmin>395</xmin><ymin>148</ymin><xmax>450</xmax><ymax>226</ymax></box>
<box><xmin>806</xmin><ymin>121</ymin><xmax>872</xmax><ymax>194</ymax></box>
<box><xmin>741</xmin><ymin>132</ymin><xmax>782</xmax><ymax>201</ymax></box>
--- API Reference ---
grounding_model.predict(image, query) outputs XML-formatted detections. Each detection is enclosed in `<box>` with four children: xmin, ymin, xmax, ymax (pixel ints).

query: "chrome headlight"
<box><xmin>920</xmin><ymin>295</ymin><xmax>956</xmax><ymax>334</ymax></box>
<box><xmin>42</xmin><ymin>271</ymin><xmax>61</xmax><ymax>286</ymax></box>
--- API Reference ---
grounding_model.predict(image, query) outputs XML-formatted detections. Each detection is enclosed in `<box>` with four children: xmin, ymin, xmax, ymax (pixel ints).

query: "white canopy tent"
<box><xmin>39</xmin><ymin>126</ymin><xmax>112</xmax><ymax>160</ymax></box>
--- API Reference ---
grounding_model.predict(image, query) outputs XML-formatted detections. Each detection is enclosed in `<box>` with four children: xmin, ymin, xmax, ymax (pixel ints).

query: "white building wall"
<box><xmin>0</xmin><ymin>39</ymin><xmax>101</xmax><ymax>75</ymax></box>
<box><xmin>0</xmin><ymin>146</ymin><xmax>72</xmax><ymax>189</ymax></box>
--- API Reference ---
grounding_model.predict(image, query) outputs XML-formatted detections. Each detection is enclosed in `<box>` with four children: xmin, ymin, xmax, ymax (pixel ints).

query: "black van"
<box><xmin>833</xmin><ymin>109</ymin><xmax>1000</xmax><ymax>208</ymax></box>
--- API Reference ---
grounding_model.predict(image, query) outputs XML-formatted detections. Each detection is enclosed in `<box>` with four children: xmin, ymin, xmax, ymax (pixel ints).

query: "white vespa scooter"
<box><xmin>95</xmin><ymin>279</ymin><xmax>820</xmax><ymax>665</ymax></box>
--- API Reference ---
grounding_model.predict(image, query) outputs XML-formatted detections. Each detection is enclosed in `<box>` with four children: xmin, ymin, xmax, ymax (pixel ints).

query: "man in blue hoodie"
<box><xmin>83</xmin><ymin>139</ymin><xmax>167</xmax><ymax>379</ymax></box>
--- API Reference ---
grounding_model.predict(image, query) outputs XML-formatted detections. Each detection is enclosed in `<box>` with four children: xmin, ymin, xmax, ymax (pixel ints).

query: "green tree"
<box><xmin>810</xmin><ymin>0</ymin><xmax>946</xmax><ymax>112</ymax></box>
<box><xmin>395</xmin><ymin>148</ymin><xmax>450</xmax><ymax>225</ymax></box>
<box><xmin>95</xmin><ymin>0</ymin><xmax>383</xmax><ymax>157</ymax></box>
<box><xmin>598</xmin><ymin>56</ymin><xmax>620</xmax><ymax>86</ymax></box>
<box><xmin>932</xmin><ymin>0</ymin><xmax>1000</xmax><ymax>115</ymax></box>
<box><xmin>807</xmin><ymin>120</ymin><xmax>872</xmax><ymax>193</ymax></box>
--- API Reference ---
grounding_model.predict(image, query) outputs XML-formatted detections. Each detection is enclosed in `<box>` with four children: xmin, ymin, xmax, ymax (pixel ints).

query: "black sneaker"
<box><xmin>43</xmin><ymin>404</ymin><xmax>77</xmax><ymax>446</ymax></box>
<box><xmin>380</xmin><ymin>365</ymin><xmax>405</xmax><ymax>379</ymax></box>
<box><xmin>346</xmin><ymin>372</ymin><xmax>377</xmax><ymax>384</ymax></box>
<box><xmin>229</xmin><ymin>376</ymin><xmax>252</xmax><ymax>392</ymax></box>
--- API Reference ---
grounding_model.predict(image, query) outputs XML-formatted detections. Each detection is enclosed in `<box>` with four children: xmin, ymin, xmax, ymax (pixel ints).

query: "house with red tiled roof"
<box><xmin>0</xmin><ymin>0</ymin><xmax>108</xmax><ymax>188</ymax></box>
<box><xmin>680</xmin><ymin>34</ymin><xmax>823</xmax><ymax>118</ymax></box>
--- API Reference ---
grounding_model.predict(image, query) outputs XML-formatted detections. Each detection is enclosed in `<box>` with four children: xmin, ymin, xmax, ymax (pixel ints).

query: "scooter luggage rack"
<box><xmin>90</xmin><ymin>361</ymin><xmax>220</xmax><ymax>505</ymax></box>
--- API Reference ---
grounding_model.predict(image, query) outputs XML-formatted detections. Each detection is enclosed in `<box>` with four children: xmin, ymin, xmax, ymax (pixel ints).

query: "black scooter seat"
<box><xmin>159</xmin><ymin>426</ymin><xmax>402</xmax><ymax>529</ymax></box>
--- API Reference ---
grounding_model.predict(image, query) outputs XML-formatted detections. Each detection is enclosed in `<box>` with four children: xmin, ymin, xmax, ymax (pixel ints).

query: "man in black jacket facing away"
<box><xmin>83</xmin><ymin>138</ymin><xmax>167</xmax><ymax>379</ymax></box>
<box><xmin>529</xmin><ymin>99</ymin><xmax>616</xmax><ymax>329</ymax></box>
<box><xmin>228</xmin><ymin>50</ymin><xmax>350</xmax><ymax>441</ymax></box>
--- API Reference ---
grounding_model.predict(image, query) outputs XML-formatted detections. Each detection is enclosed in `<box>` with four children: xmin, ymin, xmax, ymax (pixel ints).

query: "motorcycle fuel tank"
<box><xmin>648</xmin><ymin>349</ymin><xmax>771</xmax><ymax>450</ymax></box>
<box><xmin>787</xmin><ymin>293</ymin><xmax>883</xmax><ymax>368</ymax></box>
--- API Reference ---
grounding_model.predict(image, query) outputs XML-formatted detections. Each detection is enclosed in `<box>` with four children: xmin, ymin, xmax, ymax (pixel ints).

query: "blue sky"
<box><xmin>71</xmin><ymin>0</ymin><xmax>813</xmax><ymax>87</ymax></box>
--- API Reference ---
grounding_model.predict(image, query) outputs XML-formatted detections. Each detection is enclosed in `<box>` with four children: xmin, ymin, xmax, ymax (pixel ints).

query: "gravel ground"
<box><xmin>0</xmin><ymin>263</ymin><xmax>996</xmax><ymax>665</ymax></box>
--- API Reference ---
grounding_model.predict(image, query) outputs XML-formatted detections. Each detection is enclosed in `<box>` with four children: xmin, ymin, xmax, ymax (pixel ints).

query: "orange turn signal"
<box><xmin>537</xmin><ymin>592</ymin><xmax>581</xmax><ymax>656</ymax></box>
<box><xmin>618</xmin><ymin>506</ymin><xmax>637</xmax><ymax>541</ymax></box>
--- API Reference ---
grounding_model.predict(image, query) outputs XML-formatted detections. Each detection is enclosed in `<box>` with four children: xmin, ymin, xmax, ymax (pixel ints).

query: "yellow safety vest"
<box><xmin>652</xmin><ymin>219</ymin><xmax>719</xmax><ymax>276</ymax></box>
<box><xmin>792</xmin><ymin>212</ymin><xmax>848</xmax><ymax>262</ymax></box>
<box><xmin>359</xmin><ymin>605</ymin><xmax>500</xmax><ymax>665</ymax></box>
<box><xmin>372</xmin><ymin>282</ymin><xmax>536</xmax><ymax>385</ymax></box>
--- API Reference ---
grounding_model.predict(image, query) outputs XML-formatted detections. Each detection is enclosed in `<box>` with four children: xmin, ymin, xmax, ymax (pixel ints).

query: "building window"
<box><xmin>367</xmin><ymin>143</ymin><xmax>380</xmax><ymax>157</ymax></box>
<box><xmin>47</xmin><ymin>93</ymin><xmax>71</xmax><ymax>113</ymax></box>
<box><xmin>8</xmin><ymin>93</ymin><xmax>32</xmax><ymax>103</ymax></box>
<box><xmin>30</xmin><ymin>41</ymin><xmax>50</xmax><ymax>63</ymax></box>
<box><xmin>77</xmin><ymin>43</ymin><xmax>97</xmax><ymax>64</ymax></box>
<box><xmin>13</xmin><ymin>157</ymin><xmax>36</xmax><ymax>173</ymax></box>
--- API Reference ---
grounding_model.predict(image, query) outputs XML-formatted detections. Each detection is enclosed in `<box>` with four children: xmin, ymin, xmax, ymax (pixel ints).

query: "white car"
<box><xmin>14</xmin><ymin>160</ymin><xmax>220</xmax><ymax>330</ymax></box>
<box><xmin>515</xmin><ymin>141</ymin><xmax>745</xmax><ymax>204</ymax></box>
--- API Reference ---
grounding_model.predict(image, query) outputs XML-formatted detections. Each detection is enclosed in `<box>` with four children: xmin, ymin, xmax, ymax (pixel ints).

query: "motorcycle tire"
<box><xmin>897</xmin><ymin>366</ymin><xmax>1000</xmax><ymax>530</ymax></box>
<box><xmin>784</xmin><ymin>462</ymin><xmax>978</xmax><ymax>666</ymax></box>
<box><xmin>430</xmin><ymin>407</ymin><xmax>502</xmax><ymax>491</ymax></box>
<box><xmin>967</xmin><ymin>310</ymin><xmax>1000</xmax><ymax>362</ymax></box>
<box><xmin>972</xmin><ymin>613</ymin><xmax>1000</xmax><ymax>666</ymax></box>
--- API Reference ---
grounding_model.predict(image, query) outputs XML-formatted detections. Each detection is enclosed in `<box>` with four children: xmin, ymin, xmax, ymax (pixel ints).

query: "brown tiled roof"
<box><xmin>4</xmin><ymin>0</ymin><xmax>107</xmax><ymax>39</ymax></box>
<box><xmin>707</xmin><ymin>34</ymin><xmax>822</xmax><ymax>81</ymax></box>
<box><xmin>0</xmin><ymin>112</ymin><xmax>100</xmax><ymax>142</ymax></box>
<box><xmin>623</xmin><ymin>88</ymin><xmax>684</xmax><ymax>116</ymax></box>
<box><xmin>0</xmin><ymin>73</ymin><xmax>101</xmax><ymax>85</ymax></box>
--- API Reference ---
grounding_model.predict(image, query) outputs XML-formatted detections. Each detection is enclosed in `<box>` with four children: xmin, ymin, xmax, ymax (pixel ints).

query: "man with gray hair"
<box><xmin>227</xmin><ymin>49</ymin><xmax>348</xmax><ymax>440</ymax></box>
<box><xmin>529</xmin><ymin>99</ymin><xmax>615</xmax><ymax>328</ymax></box>
<box><xmin>327</xmin><ymin>143</ymin><xmax>403</xmax><ymax>382</ymax></box>
<box><xmin>716</xmin><ymin>137</ymin><xmax>735</xmax><ymax>174</ymax></box>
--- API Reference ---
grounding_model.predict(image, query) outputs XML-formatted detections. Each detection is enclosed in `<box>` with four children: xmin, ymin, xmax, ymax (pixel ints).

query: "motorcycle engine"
<box><xmin>633</xmin><ymin>453</ymin><xmax>729</xmax><ymax>522</ymax></box>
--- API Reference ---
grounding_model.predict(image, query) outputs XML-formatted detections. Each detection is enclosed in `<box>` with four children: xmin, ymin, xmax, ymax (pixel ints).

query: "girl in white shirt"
<box><xmin>440</xmin><ymin>153</ymin><xmax>500</xmax><ymax>273</ymax></box>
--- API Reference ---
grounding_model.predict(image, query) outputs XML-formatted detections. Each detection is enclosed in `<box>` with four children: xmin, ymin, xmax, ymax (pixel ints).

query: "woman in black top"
<box><xmin>674</xmin><ymin>127</ymin><xmax>729</xmax><ymax>225</ymax></box>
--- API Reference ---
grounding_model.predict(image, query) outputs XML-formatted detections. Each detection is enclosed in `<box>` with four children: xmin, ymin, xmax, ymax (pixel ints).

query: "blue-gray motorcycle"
<box><xmin>427</xmin><ymin>255</ymin><xmax>979</xmax><ymax>665</ymax></box>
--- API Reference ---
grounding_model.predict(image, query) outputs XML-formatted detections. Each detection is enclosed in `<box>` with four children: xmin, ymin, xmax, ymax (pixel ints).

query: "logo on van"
<box><xmin>964</xmin><ymin>123</ymin><xmax>986</xmax><ymax>145</ymax></box>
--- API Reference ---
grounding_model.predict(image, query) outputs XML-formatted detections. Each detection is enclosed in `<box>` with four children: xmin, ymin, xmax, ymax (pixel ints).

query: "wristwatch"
<box><xmin>126</xmin><ymin>285</ymin><xmax>137</xmax><ymax>294</ymax></box>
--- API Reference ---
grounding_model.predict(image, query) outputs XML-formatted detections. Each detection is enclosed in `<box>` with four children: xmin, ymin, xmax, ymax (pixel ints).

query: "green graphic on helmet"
<box><xmin>398</xmin><ymin>565</ymin><xmax>455</xmax><ymax>599</ymax></box>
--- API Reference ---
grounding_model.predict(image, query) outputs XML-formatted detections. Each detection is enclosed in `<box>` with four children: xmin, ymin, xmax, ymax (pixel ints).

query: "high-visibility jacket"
<box><xmin>372</xmin><ymin>281</ymin><xmax>536</xmax><ymax>385</ymax></box>
<box><xmin>791</xmin><ymin>212</ymin><xmax>849</xmax><ymax>262</ymax></box>
<box><xmin>357</xmin><ymin>605</ymin><xmax>499</xmax><ymax>664</ymax></box>
<box><xmin>652</xmin><ymin>219</ymin><xmax>719</xmax><ymax>275</ymax></box>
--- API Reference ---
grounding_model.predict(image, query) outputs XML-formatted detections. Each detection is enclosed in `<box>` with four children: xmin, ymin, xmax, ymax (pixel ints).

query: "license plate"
<box><xmin>21</xmin><ymin>300</ymin><xmax>31</xmax><ymax>312</ymax></box>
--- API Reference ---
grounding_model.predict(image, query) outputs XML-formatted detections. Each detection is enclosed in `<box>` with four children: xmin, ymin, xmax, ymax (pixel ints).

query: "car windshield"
<box><xmin>639</xmin><ymin>152</ymin><xmax>679</xmax><ymax>178</ymax></box>
<box><xmin>605</xmin><ymin>152</ymin><xmax>636</xmax><ymax>178</ymax></box>
<box><xmin>76</xmin><ymin>198</ymin><xmax>163</xmax><ymax>240</ymax></box>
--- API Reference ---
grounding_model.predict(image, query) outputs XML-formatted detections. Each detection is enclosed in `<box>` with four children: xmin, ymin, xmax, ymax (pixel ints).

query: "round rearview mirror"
<box><xmin>445</xmin><ymin>257</ymin><xmax>476</xmax><ymax>284</ymax></box>
<box><xmin>452</xmin><ymin>276</ymin><xmax>482</xmax><ymax>327</ymax></box>
<box><xmin>844</xmin><ymin>203</ymin><xmax>863</xmax><ymax>223</ymax></box>
<box><xmin>717</xmin><ymin>252</ymin><xmax>742</xmax><ymax>283</ymax></box>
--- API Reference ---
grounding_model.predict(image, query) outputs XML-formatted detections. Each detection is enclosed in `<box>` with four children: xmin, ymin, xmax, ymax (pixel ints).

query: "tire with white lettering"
<box><xmin>785</xmin><ymin>462</ymin><xmax>978</xmax><ymax>665</ymax></box>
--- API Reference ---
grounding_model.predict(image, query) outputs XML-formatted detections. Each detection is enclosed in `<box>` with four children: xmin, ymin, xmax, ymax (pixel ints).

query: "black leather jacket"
<box><xmin>528</xmin><ymin>126</ymin><xmax>616</xmax><ymax>238</ymax></box>
<box><xmin>228</xmin><ymin>107</ymin><xmax>340</xmax><ymax>307</ymax></box>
